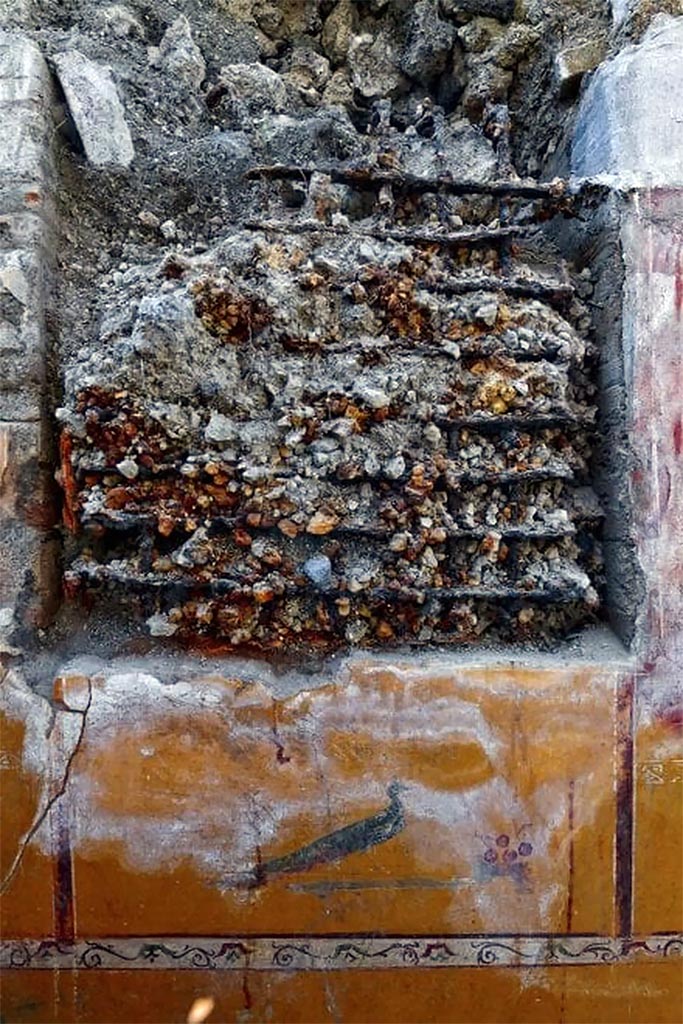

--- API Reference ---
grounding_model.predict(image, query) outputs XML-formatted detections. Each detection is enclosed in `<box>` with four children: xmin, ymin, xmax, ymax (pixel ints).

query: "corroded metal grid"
<box><xmin>60</xmin><ymin>166</ymin><xmax>603</xmax><ymax>649</ymax></box>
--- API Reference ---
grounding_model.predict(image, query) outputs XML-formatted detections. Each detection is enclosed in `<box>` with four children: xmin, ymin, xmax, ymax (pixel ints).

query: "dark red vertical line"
<box><xmin>53</xmin><ymin>798</ymin><xmax>75</xmax><ymax>945</ymax></box>
<box><xmin>615</xmin><ymin>674</ymin><xmax>635</xmax><ymax>937</ymax></box>
<box><xmin>241</xmin><ymin>971</ymin><xmax>253</xmax><ymax>1011</ymax></box>
<box><xmin>566</xmin><ymin>778</ymin><xmax>575</xmax><ymax>933</ymax></box>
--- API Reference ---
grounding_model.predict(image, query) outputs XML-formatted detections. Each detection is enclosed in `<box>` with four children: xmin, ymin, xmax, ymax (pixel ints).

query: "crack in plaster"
<box><xmin>0</xmin><ymin>676</ymin><xmax>92</xmax><ymax>895</ymax></box>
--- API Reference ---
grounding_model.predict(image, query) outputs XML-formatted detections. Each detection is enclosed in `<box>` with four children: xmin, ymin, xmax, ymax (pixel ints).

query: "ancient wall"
<box><xmin>0</xmin><ymin>1</ymin><xmax>681</xmax><ymax>1021</ymax></box>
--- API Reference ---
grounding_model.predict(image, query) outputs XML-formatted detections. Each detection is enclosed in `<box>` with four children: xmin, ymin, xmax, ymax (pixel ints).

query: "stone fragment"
<box><xmin>554</xmin><ymin>39</ymin><xmax>606</xmax><ymax>98</ymax></box>
<box><xmin>384</xmin><ymin>454</ymin><xmax>406</xmax><ymax>480</ymax></box>
<box><xmin>99</xmin><ymin>5</ymin><xmax>144</xmax><ymax>38</ymax></box>
<box><xmin>218</xmin><ymin>62</ymin><xmax>287</xmax><ymax>113</ymax></box>
<box><xmin>158</xmin><ymin>15</ymin><xmax>206</xmax><ymax>89</ymax></box>
<box><xmin>138</xmin><ymin>210</ymin><xmax>159</xmax><ymax>228</ymax></box>
<box><xmin>146</xmin><ymin>612</ymin><xmax>177</xmax><ymax>637</ymax></box>
<box><xmin>423</xmin><ymin>423</ymin><xmax>442</xmax><ymax>448</ymax></box>
<box><xmin>205</xmin><ymin>411</ymin><xmax>237</xmax><ymax>443</ymax></box>
<box><xmin>0</xmin><ymin>604</ymin><xmax>16</xmax><ymax>652</ymax></box>
<box><xmin>172</xmin><ymin>527</ymin><xmax>210</xmax><ymax>568</ymax></box>
<box><xmin>0</xmin><ymin>251</ymin><xmax>31</xmax><ymax>304</ymax></box>
<box><xmin>195</xmin><ymin>130</ymin><xmax>253</xmax><ymax>174</ymax></box>
<box><xmin>306</xmin><ymin>511</ymin><xmax>339</xmax><ymax>535</ymax></box>
<box><xmin>457</xmin><ymin>16</ymin><xmax>505</xmax><ymax>52</ymax></box>
<box><xmin>475</xmin><ymin>300</ymin><xmax>498</xmax><ymax>326</ymax></box>
<box><xmin>321</xmin><ymin>68</ymin><xmax>354</xmax><ymax>108</ymax></box>
<box><xmin>348</xmin><ymin>31</ymin><xmax>408</xmax><ymax>99</ymax></box>
<box><xmin>461</xmin><ymin>60</ymin><xmax>512</xmax><ymax>119</ymax></box>
<box><xmin>283</xmin><ymin>48</ymin><xmax>331</xmax><ymax>99</ymax></box>
<box><xmin>397</xmin><ymin>116</ymin><xmax>496</xmax><ymax>178</ymax></box>
<box><xmin>572</xmin><ymin>15</ymin><xmax>683</xmax><ymax>185</ymax></box>
<box><xmin>322</xmin><ymin>0</ymin><xmax>358</xmax><ymax>66</ymax></box>
<box><xmin>364</xmin><ymin>452</ymin><xmax>381</xmax><ymax>477</ymax></box>
<box><xmin>252</xmin><ymin>580</ymin><xmax>276</xmax><ymax>603</ymax></box>
<box><xmin>257</xmin><ymin>109</ymin><xmax>361</xmax><ymax>163</ymax></box>
<box><xmin>129</xmin><ymin>292</ymin><xmax>197</xmax><ymax>361</ymax></box>
<box><xmin>400</xmin><ymin>0</ymin><xmax>456</xmax><ymax>86</ymax></box>
<box><xmin>494</xmin><ymin>24</ymin><xmax>541</xmax><ymax>69</ymax></box>
<box><xmin>252</xmin><ymin>0</ymin><xmax>321</xmax><ymax>40</ymax></box>
<box><xmin>115</xmin><ymin>457</ymin><xmax>138</xmax><ymax>479</ymax></box>
<box><xmin>441</xmin><ymin>0</ymin><xmax>515</xmax><ymax>20</ymax></box>
<box><xmin>302</xmin><ymin>554</ymin><xmax>332</xmax><ymax>590</ymax></box>
<box><xmin>353</xmin><ymin>383</ymin><xmax>389</xmax><ymax>410</ymax></box>
<box><xmin>389</xmin><ymin>532</ymin><xmax>410</xmax><ymax>552</ymax></box>
<box><xmin>52</xmin><ymin>50</ymin><xmax>134</xmax><ymax>169</ymax></box>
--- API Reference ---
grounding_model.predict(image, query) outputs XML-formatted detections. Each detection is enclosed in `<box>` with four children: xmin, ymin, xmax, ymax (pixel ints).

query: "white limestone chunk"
<box><xmin>52</xmin><ymin>50</ymin><xmax>134</xmax><ymax>169</ymax></box>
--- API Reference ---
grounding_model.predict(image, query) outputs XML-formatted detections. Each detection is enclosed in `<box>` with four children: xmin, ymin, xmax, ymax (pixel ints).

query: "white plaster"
<box><xmin>611</xmin><ymin>0</ymin><xmax>630</xmax><ymax>25</ymax></box>
<box><xmin>6</xmin><ymin>662</ymin><xmax>611</xmax><ymax>936</ymax></box>
<box><xmin>572</xmin><ymin>16</ymin><xmax>683</xmax><ymax>186</ymax></box>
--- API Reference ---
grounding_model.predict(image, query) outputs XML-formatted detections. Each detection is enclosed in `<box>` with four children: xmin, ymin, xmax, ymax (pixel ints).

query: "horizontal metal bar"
<box><xmin>242</xmin><ymin>218</ymin><xmax>524</xmax><ymax>247</ymax></box>
<box><xmin>426</xmin><ymin>274</ymin><xmax>574</xmax><ymax>304</ymax></box>
<box><xmin>245</xmin><ymin>164</ymin><xmax>570</xmax><ymax>201</ymax></box>
<box><xmin>440</xmin><ymin>412</ymin><xmax>594</xmax><ymax>432</ymax></box>
<box><xmin>368</xmin><ymin>584</ymin><xmax>591</xmax><ymax>604</ymax></box>
<box><xmin>80</xmin><ymin>511</ymin><xmax>600</xmax><ymax>539</ymax></box>
<box><xmin>66</xmin><ymin>565</ymin><xmax>594</xmax><ymax>605</ymax></box>
<box><xmin>447</xmin><ymin>466</ymin><xmax>579</xmax><ymax>485</ymax></box>
<box><xmin>72</xmin><ymin>418</ymin><xmax>591</xmax><ymax>483</ymax></box>
<box><xmin>72</xmin><ymin>461</ymin><xmax>582</xmax><ymax>498</ymax></box>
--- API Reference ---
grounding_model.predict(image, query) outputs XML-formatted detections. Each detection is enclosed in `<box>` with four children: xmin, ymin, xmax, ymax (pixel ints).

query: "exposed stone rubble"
<box><xmin>5</xmin><ymin>0</ymin><xmax>630</xmax><ymax>653</ymax></box>
<box><xmin>57</xmin><ymin>166</ymin><xmax>603</xmax><ymax>650</ymax></box>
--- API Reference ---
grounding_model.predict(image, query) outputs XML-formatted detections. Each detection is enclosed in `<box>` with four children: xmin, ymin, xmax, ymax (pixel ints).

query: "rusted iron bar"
<box><xmin>73</xmin><ymin>458</ymin><xmax>580</xmax><ymax>489</ymax></box>
<box><xmin>447</xmin><ymin>466</ymin><xmax>579</xmax><ymax>486</ymax></box>
<box><xmin>263</xmin><ymin>335</ymin><xmax>574</xmax><ymax>363</ymax></box>
<box><xmin>426</xmin><ymin>274</ymin><xmax>574</xmax><ymax>304</ymax></box>
<box><xmin>80</xmin><ymin>511</ymin><xmax>600</xmax><ymax>538</ymax></box>
<box><xmin>368</xmin><ymin>584</ymin><xmax>590</xmax><ymax>604</ymax></box>
<box><xmin>67</xmin><ymin>564</ymin><xmax>590</xmax><ymax>604</ymax></box>
<box><xmin>334</xmin><ymin>523</ymin><xmax>583</xmax><ymax>539</ymax></box>
<box><xmin>439</xmin><ymin>412</ymin><xmax>594</xmax><ymax>431</ymax></box>
<box><xmin>245</xmin><ymin>164</ymin><xmax>569</xmax><ymax>200</ymax></box>
<box><xmin>73</xmin><ymin>461</ymin><xmax>191</xmax><ymax>480</ymax></box>
<box><xmin>243</xmin><ymin>218</ymin><xmax>524</xmax><ymax>247</ymax></box>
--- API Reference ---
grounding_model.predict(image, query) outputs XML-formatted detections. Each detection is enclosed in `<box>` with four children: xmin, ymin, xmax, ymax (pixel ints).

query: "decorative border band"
<box><xmin>2</xmin><ymin>934</ymin><xmax>681</xmax><ymax>971</ymax></box>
